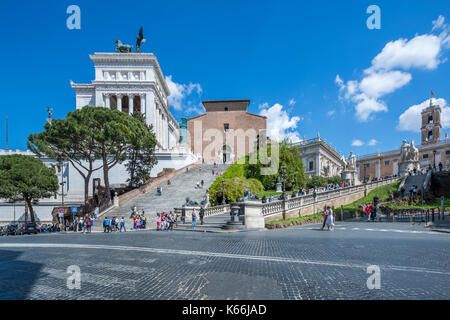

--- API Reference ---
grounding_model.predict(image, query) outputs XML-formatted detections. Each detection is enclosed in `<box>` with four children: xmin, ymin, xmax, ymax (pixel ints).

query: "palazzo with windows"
<box><xmin>356</xmin><ymin>100</ymin><xmax>450</xmax><ymax>181</ymax></box>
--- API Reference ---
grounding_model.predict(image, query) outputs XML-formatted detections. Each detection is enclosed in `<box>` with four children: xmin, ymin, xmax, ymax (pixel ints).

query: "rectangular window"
<box><xmin>423</xmin><ymin>154</ymin><xmax>429</xmax><ymax>159</ymax></box>
<box><xmin>446</xmin><ymin>150</ymin><xmax>450</xmax><ymax>155</ymax></box>
<box><xmin>224</xmin><ymin>123</ymin><xmax>229</xmax><ymax>132</ymax></box>
<box><xmin>384</xmin><ymin>161</ymin><xmax>390</xmax><ymax>166</ymax></box>
<box><xmin>364</xmin><ymin>163</ymin><xmax>370</xmax><ymax>168</ymax></box>
<box><xmin>309</xmin><ymin>161</ymin><xmax>314</xmax><ymax>171</ymax></box>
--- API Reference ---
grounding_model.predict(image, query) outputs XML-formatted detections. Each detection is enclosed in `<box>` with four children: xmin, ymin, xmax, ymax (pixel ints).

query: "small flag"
<box><xmin>431</xmin><ymin>91</ymin><xmax>435</xmax><ymax>97</ymax></box>
<box><xmin>446</xmin><ymin>133</ymin><xmax>449</xmax><ymax>139</ymax></box>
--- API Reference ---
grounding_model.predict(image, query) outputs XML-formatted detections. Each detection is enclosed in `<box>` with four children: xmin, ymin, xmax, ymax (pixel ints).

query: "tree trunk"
<box><xmin>84</xmin><ymin>172</ymin><xmax>92</xmax><ymax>207</ymax></box>
<box><xmin>24</xmin><ymin>201</ymin><xmax>29</xmax><ymax>223</ymax></box>
<box><xmin>102</xmin><ymin>151</ymin><xmax>111</xmax><ymax>204</ymax></box>
<box><xmin>26</xmin><ymin>198</ymin><xmax>35</xmax><ymax>223</ymax></box>
<box><xmin>129</xmin><ymin>151</ymin><xmax>137</xmax><ymax>187</ymax></box>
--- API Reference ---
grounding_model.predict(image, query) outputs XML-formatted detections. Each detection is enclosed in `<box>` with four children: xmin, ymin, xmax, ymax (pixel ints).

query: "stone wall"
<box><xmin>264</xmin><ymin>190</ymin><xmax>366</xmax><ymax>223</ymax></box>
<box><xmin>431</xmin><ymin>171</ymin><xmax>450</xmax><ymax>197</ymax></box>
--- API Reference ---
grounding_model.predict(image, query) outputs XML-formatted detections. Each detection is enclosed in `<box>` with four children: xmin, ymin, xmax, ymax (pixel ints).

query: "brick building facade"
<box><xmin>186</xmin><ymin>100</ymin><xmax>267</xmax><ymax>164</ymax></box>
<box><xmin>357</xmin><ymin>100</ymin><xmax>450</xmax><ymax>181</ymax></box>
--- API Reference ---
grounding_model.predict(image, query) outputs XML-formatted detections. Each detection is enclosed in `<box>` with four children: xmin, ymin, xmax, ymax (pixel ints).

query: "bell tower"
<box><xmin>421</xmin><ymin>99</ymin><xmax>442</xmax><ymax>145</ymax></box>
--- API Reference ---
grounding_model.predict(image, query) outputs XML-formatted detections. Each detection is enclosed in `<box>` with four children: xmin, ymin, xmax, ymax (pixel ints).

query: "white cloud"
<box><xmin>433</xmin><ymin>15</ymin><xmax>446</xmax><ymax>31</ymax></box>
<box><xmin>368</xmin><ymin>35</ymin><xmax>443</xmax><ymax>72</ymax></box>
<box><xmin>185</xmin><ymin>104</ymin><xmax>205</xmax><ymax>115</ymax></box>
<box><xmin>289</xmin><ymin>98</ymin><xmax>296</xmax><ymax>106</ymax></box>
<box><xmin>397</xmin><ymin>97</ymin><xmax>450</xmax><ymax>132</ymax></box>
<box><xmin>368</xmin><ymin>139</ymin><xmax>378</xmax><ymax>146</ymax></box>
<box><xmin>351</xmin><ymin>139</ymin><xmax>364</xmax><ymax>147</ymax></box>
<box><xmin>258</xmin><ymin>102</ymin><xmax>269</xmax><ymax>109</ymax></box>
<box><xmin>259</xmin><ymin>103</ymin><xmax>301</xmax><ymax>142</ymax></box>
<box><xmin>353</xmin><ymin>93</ymin><xmax>388</xmax><ymax>122</ymax></box>
<box><xmin>165</xmin><ymin>75</ymin><xmax>202</xmax><ymax>111</ymax></box>
<box><xmin>327</xmin><ymin>110</ymin><xmax>336</xmax><ymax>117</ymax></box>
<box><xmin>359</xmin><ymin>70</ymin><xmax>412</xmax><ymax>99</ymax></box>
<box><xmin>336</xmin><ymin>15</ymin><xmax>450</xmax><ymax>122</ymax></box>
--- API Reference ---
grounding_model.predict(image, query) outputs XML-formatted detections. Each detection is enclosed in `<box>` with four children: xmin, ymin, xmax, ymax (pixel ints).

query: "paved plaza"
<box><xmin>0</xmin><ymin>221</ymin><xmax>449</xmax><ymax>300</ymax></box>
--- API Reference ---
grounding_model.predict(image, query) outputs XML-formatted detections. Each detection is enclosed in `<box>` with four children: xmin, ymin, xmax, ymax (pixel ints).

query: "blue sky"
<box><xmin>0</xmin><ymin>0</ymin><xmax>449</xmax><ymax>158</ymax></box>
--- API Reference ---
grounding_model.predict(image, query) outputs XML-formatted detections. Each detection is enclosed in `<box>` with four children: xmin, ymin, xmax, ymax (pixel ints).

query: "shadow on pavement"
<box><xmin>0</xmin><ymin>249</ymin><xmax>43</xmax><ymax>299</ymax></box>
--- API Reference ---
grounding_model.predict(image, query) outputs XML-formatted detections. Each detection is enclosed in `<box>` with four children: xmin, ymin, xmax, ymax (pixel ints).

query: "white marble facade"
<box><xmin>0</xmin><ymin>52</ymin><xmax>199</xmax><ymax>224</ymax></box>
<box><xmin>71</xmin><ymin>53</ymin><xmax>179</xmax><ymax>150</ymax></box>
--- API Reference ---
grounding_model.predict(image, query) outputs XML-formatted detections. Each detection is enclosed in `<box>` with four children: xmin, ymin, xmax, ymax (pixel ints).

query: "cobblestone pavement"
<box><xmin>0</xmin><ymin>221</ymin><xmax>449</xmax><ymax>300</ymax></box>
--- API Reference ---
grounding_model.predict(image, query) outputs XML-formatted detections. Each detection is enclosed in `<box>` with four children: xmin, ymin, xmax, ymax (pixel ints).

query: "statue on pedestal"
<box><xmin>399</xmin><ymin>140</ymin><xmax>421</xmax><ymax>176</ymax></box>
<box><xmin>341</xmin><ymin>152</ymin><xmax>360</xmax><ymax>186</ymax></box>
<box><xmin>136</xmin><ymin>27</ymin><xmax>147</xmax><ymax>53</ymax></box>
<box><xmin>115</xmin><ymin>39</ymin><xmax>132</xmax><ymax>53</ymax></box>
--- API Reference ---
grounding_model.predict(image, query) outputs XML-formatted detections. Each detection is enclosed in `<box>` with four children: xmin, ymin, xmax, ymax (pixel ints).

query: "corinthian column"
<box><xmin>117</xmin><ymin>94</ymin><xmax>122</xmax><ymax>112</ymax></box>
<box><xmin>129</xmin><ymin>94</ymin><xmax>134</xmax><ymax>115</ymax></box>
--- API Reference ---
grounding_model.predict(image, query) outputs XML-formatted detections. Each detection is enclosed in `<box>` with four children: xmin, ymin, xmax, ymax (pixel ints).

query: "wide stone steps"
<box><xmin>93</xmin><ymin>164</ymin><xmax>229</xmax><ymax>231</ymax></box>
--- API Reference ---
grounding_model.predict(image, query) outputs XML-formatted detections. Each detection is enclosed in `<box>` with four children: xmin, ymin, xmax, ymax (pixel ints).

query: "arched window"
<box><xmin>110</xmin><ymin>95</ymin><xmax>117</xmax><ymax>110</ymax></box>
<box><xmin>133</xmin><ymin>95</ymin><xmax>141</xmax><ymax>113</ymax></box>
<box><xmin>122</xmin><ymin>95</ymin><xmax>129</xmax><ymax>114</ymax></box>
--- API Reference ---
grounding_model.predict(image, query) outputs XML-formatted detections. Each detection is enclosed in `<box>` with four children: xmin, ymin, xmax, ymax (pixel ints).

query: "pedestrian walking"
<box><xmin>156</xmin><ymin>213</ymin><xmax>161</xmax><ymax>231</ymax></box>
<box><xmin>321</xmin><ymin>206</ymin><xmax>329</xmax><ymax>230</ymax></box>
<box><xmin>326</xmin><ymin>209</ymin><xmax>335</xmax><ymax>230</ymax></box>
<box><xmin>192</xmin><ymin>209</ymin><xmax>197</xmax><ymax>229</ymax></box>
<box><xmin>199</xmin><ymin>206</ymin><xmax>205</xmax><ymax>225</ymax></box>
<box><xmin>103</xmin><ymin>217</ymin><xmax>110</xmax><ymax>233</ymax></box>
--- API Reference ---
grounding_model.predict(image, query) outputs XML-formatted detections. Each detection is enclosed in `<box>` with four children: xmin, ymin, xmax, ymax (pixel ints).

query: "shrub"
<box><xmin>306</xmin><ymin>175</ymin><xmax>327</xmax><ymax>189</ymax></box>
<box><xmin>209</xmin><ymin>176</ymin><xmax>264</xmax><ymax>206</ymax></box>
<box><xmin>326</xmin><ymin>175</ymin><xmax>343</xmax><ymax>185</ymax></box>
<box><xmin>244</xmin><ymin>142</ymin><xmax>307</xmax><ymax>191</ymax></box>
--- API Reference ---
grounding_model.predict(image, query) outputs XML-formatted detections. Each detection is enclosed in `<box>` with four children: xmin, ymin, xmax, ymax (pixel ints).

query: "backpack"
<box><xmin>87</xmin><ymin>221</ymin><xmax>91</xmax><ymax>226</ymax></box>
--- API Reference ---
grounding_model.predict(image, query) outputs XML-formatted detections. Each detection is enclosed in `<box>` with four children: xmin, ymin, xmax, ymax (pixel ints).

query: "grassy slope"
<box><xmin>342</xmin><ymin>181</ymin><xmax>401</xmax><ymax>211</ymax></box>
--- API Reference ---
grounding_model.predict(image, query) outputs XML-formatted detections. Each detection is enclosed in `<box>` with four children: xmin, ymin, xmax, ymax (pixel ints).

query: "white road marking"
<box><xmin>1</xmin><ymin>243</ymin><xmax>449</xmax><ymax>276</ymax></box>
<box><xmin>304</xmin><ymin>225</ymin><xmax>439</xmax><ymax>235</ymax></box>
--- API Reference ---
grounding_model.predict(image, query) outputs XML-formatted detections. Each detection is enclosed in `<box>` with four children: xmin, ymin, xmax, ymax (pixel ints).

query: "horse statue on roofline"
<box><xmin>115</xmin><ymin>39</ymin><xmax>132</xmax><ymax>53</ymax></box>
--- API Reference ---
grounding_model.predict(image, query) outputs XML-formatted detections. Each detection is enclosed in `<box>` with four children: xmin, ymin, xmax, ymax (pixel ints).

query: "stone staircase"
<box><xmin>174</xmin><ymin>213</ymin><xmax>232</xmax><ymax>232</ymax></box>
<box><xmin>93</xmin><ymin>163</ymin><xmax>229</xmax><ymax>231</ymax></box>
<box><xmin>403</xmin><ymin>174</ymin><xmax>427</xmax><ymax>192</ymax></box>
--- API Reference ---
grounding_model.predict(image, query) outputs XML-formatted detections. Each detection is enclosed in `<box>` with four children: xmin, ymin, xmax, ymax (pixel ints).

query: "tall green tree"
<box><xmin>70</xmin><ymin>107</ymin><xmax>135</xmax><ymax>204</ymax></box>
<box><xmin>0</xmin><ymin>155</ymin><xmax>58</xmax><ymax>223</ymax></box>
<box><xmin>125</xmin><ymin>111</ymin><xmax>158</xmax><ymax>187</ymax></box>
<box><xmin>244</xmin><ymin>142</ymin><xmax>307</xmax><ymax>191</ymax></box>
<box><xmin>28</xmin><ymin>109</ymin><xmax>103</xmax><ymax>206</ymax></box>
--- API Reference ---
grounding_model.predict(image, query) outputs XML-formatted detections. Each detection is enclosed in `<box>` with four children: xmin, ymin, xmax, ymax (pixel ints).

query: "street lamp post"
<box><xmin>433</xmin><ymin>150</ymin><xmax>437</xmax><ymax>169</ymax></box>
<box><xmin>59</xmin><ymin>161</ymin><xmax>66</xmax><ymax>231</ymax></box>
<box><xmin>281</xmin><ymin>166</ymin><xmax>287</xmax><ymax>219</ymax></box>
<box><xmin>221</xmin><ymin>179</ymin><xmax>226</xmax><ymax>205</ymax></box>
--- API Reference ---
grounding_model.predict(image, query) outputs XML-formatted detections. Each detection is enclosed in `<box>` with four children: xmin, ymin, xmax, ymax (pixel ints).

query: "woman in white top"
<box><xmin>326</xmin><ymin>209</ymin><xmax>335</xmax><ymax>230</ymax></box>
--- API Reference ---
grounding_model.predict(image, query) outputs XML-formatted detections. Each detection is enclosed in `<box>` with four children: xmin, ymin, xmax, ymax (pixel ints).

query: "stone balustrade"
<box><xmin>204</xmin><ymin>204</ymin><xmax>230</xmax><ymax>217</ymax></box>
<box><xmin>198</xmin><ymin>177</ymin><xmax>400</xmax><ymax>229</ymax></box>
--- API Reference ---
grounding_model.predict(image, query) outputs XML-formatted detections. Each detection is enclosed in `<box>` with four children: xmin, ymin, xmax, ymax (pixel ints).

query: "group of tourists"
<box><xmin>156</xmin><ymin>211</ymin><xmax>177</xmax><ymax>231</ymax></box>
<box><xmin>190</xmin><ymin>207</ymin><xmax>205</xmax><ymax>229</ymax></box>
<box><xmin>321</xmin><ymin>206</ymin><xmax>335</xmax><ymax>231</ymax></box>
<box><xmin>130</xmin><ymin>206</ymin><xmax>147</xmax><ymax>230</ymax></box>
<box><xmin>196</xmin><ymin>180</ymin><xmax>205</xmax><ymax>189</ymax></box>
<box><xmin>69</xmin><ymin>214</ymin><xmax>95</xmax><ymax>233</ymax></box>
<box><xmin>103</xmin><ymin>216</ymin><xmax>126</xmax><ymax>233</ymax></box>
